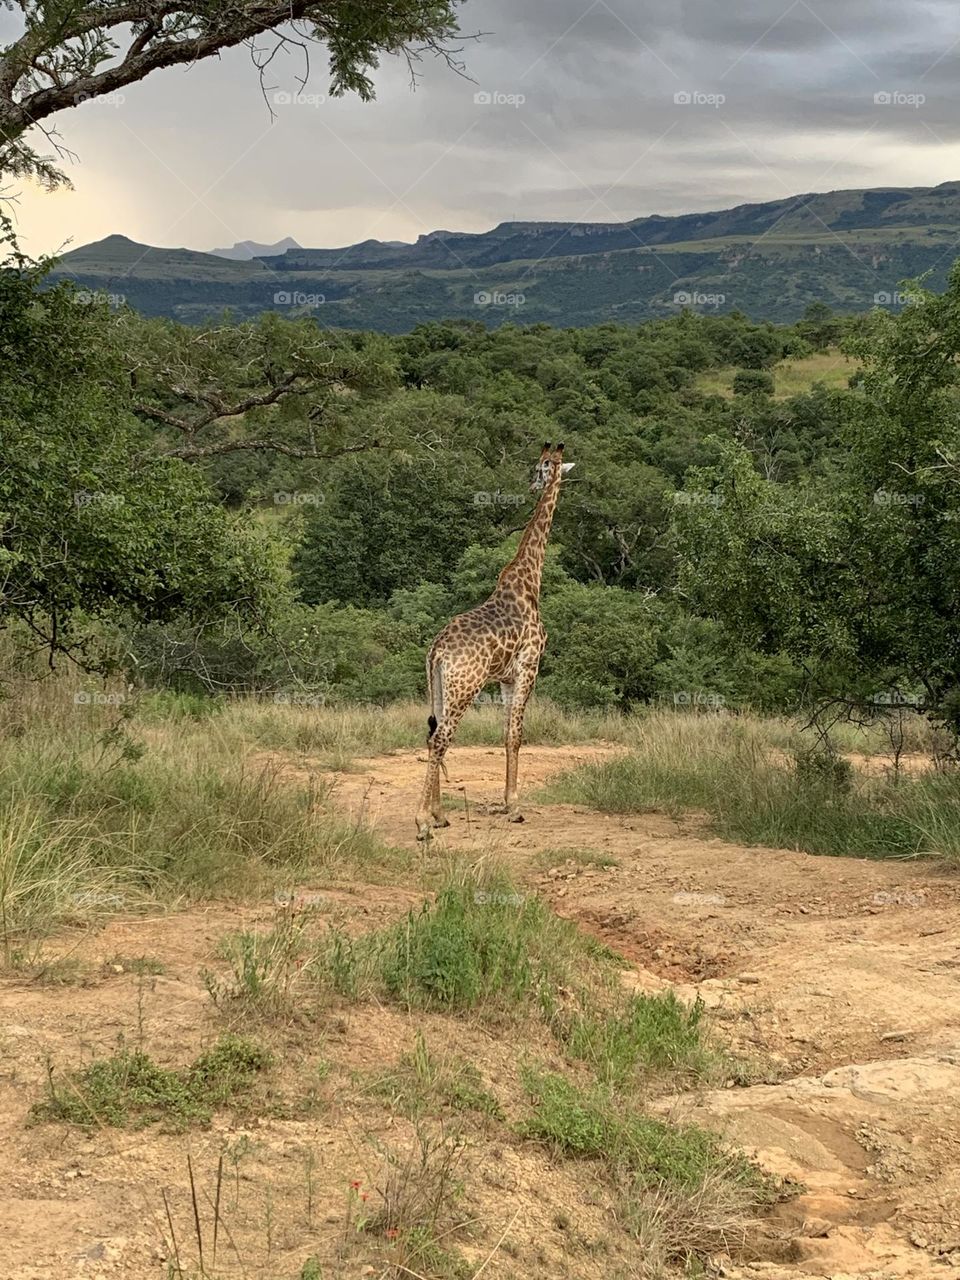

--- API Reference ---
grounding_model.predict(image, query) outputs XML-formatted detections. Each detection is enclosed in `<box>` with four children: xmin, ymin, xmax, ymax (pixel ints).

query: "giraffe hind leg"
<box><xmin>416</xmin><ymin>678</ymin><xmax>473</xmax><ymax>841</ymax></box>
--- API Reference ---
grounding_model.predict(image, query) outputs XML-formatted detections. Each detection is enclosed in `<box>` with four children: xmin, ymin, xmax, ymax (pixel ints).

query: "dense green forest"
<box><xmin>6</xmin><ymin>212</ymin><xmax>960</xmax><ymax>739</ymax></box>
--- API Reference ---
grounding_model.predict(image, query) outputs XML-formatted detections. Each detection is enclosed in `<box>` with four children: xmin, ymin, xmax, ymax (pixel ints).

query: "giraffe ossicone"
<box><xmin>415</xmin><ymin>442</ymin><xmax>574</xmax><ymax>841</ymax></box>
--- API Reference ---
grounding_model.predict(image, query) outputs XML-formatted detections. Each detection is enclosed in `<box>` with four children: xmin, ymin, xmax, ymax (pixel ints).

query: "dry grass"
<box><xmin>696</xmin><ymin>349</ymin><xmax>859</xmax><ymax>400</ymax></box>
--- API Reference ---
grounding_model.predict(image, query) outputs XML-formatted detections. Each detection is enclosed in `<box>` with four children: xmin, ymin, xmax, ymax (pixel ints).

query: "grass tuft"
<box><xmin>32</xmin><ymin>1034</ymin><xmax>270</xmax><ymax>1130</ymax></box>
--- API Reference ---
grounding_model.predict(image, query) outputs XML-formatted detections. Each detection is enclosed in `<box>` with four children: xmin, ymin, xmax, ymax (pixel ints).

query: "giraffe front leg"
<box><xmin>502</xmin><ymin>666</ymin><xmax>538</xmax><ymax>822</ymax></box>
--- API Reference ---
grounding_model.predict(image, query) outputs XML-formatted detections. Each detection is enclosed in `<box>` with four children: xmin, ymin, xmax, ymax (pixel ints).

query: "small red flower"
<box><xmin>360</xmin><ymin>1192</ymin><xmax>368</xmax><ymax>1202</ymax></box>
<box><xmin>385</xmin><ymin>1228</ymin><xmax>399</xmax><ymax>1241</ymax></box>
<box><xmin>350</xmin><ymin>1180</ymin><xmax>362</xmax><ymax>1190</ymax></box>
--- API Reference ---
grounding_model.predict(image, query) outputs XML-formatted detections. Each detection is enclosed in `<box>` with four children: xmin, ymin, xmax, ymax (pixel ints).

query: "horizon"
<box><xmin>64</xmin><ymin>176</ymin><xmax>960</xmax><ymax>258</ymax></box>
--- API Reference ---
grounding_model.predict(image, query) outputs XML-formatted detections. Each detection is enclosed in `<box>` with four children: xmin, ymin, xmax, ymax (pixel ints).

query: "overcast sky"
<box><xmin>6</xmin><ymin>0</ymin><xmax>960</xmax><ymax>256</ymax></box>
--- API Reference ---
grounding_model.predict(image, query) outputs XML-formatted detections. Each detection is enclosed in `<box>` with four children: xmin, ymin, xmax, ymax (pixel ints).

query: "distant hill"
<box><xmin>50</xmin><ymin>184</ymin><xmax>960</xmax><ymax>331</ymax></box>
<box><xmin>209</xmin><ymin>236</ymin><xmax>302</xmax><ymax>261</ymax></box>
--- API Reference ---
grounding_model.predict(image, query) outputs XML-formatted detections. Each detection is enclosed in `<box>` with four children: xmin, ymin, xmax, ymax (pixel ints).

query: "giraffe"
<box><xmin>415</xmin><ymin>442</ymin><xmax>574</xmax><ymax>841</ymax></box>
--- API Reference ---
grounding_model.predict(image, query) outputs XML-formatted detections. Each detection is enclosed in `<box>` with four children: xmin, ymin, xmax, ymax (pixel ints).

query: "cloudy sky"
<box><xmin>6</xmin><ymin>0</ymin><xmax>960</xmax><ymax>256</ymax></box>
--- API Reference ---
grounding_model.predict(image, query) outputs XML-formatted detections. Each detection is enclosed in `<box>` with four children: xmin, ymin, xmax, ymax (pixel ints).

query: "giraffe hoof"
<box><xmin>431</xmin><ymin>816</ymin><xmax>451</xmax><ymax>829</ymax></box>
<box><xmin>508</xmin><ymin>812</ymin><xmax>525</xmax><ymax>824</ymax></box>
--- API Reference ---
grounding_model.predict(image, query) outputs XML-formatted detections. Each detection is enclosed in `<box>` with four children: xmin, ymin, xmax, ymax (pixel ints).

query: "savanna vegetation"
<box><xmin>4</xmin><ymin>173</ymin><xmax>960</xmax><ymax>1277</ymax></box>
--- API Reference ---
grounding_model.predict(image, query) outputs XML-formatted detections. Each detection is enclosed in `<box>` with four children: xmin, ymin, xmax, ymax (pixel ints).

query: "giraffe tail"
<box><xmin>426</xmin><ymin>654</ymin><xmax>444</xmax><ymax>742</ymax></box>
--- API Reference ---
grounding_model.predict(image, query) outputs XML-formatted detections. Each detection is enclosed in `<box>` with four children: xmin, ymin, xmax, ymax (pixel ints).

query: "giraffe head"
<box><xmin>531</xmin><ymin>442</ymin><xmax>574</xmax><ymax>491</ymax></box>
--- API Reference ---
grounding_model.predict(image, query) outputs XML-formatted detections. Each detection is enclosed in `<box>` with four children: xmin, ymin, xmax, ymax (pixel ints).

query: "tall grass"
<box><xmin>0</xmin><ymin>678</ymin><xmax>404</xmax><ymax>947</ymax></box>
<box><xmin>227</xmin><ymin>695</ymin><xmax>631</xmax><ymax>757</ymax></box>
<box><xmin>541</xmin><ymin>713</ymin><xmax>960</xmax><ymax>861</ymax></box>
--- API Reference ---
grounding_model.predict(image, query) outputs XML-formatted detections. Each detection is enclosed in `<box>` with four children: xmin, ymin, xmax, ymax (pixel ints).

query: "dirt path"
<box><xmin>293</xmin><ymin>744</ymin><xmax>960</xmax><ymax>1277</ymax></box>
<box><xmin>2</xmin><ymin>742</ymin><xmax>959</xmax><ymax>1279</ymax></box>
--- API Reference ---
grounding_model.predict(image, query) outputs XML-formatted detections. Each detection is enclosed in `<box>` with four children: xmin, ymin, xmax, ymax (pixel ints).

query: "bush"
<box><xmin>732</xmin><ymin>368</ymin><xmax>775</xmax><ymax>396</ymax></box>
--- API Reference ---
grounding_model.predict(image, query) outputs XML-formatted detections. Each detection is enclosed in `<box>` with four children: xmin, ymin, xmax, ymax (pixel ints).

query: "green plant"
<box><xmin>32</xmin><ymin>1034</ymin><xmax>270</xmax><ymax>1130</ymax></box>
<box><xmin>365</xmin><ymin>1031</ymin><xmax>504</xmax><ymax>1121</ymax></box>
<box><xmin>552</xmin><ymin>992</ymin><xmax>718</xmax><ymax>1086</ymax></box>
<box><xmin>203</xmin><ymin>911</ymin><xmax>312</xmax><ymax>1017</ymax></box>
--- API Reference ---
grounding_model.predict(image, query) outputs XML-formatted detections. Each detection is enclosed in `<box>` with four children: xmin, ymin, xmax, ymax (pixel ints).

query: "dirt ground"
<box><xmin>3</xmin><ymin>742</ymin><xmax>960</xmax><ymax>1279</ymax></box>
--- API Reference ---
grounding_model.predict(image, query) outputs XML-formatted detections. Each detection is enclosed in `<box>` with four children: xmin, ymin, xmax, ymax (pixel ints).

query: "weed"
<box><xmin>552</xmin><ymin>992</ymin><xmax>719</xmax><ymax>1086</ymax></box>
<box><xmin>32</xmin><ymin>1034</ymin><xmax>270</xmax><ymax>1130</ymax></box>
<box><xmin>542</xmin><ymin>713</ymin><xmax>960</xmax><ymax>860</ymax></box>
<box><xmin>203</xmin><ymin>911</ymin><xmax>313</xmax><ymax>1018</ymax></box>
<box><xmin>519</xmin><ymin>1068</ymin><xmax>764</xmax><ymax>1194</ymax></box>
<box><xmin>365</xmin><ymin>1031</ymin><xmax>504</xmax><ymax>1121</ymax></box>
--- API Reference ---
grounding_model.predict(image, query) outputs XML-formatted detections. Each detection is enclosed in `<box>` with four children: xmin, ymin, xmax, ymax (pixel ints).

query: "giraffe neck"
<box><xmin>496</xmin><ymin>472</ymin><xmax>562</xmax><ymax>606</ymax></box>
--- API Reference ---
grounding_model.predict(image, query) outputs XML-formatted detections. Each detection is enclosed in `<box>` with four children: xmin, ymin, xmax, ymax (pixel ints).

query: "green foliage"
<box><xmin>0</xmin><ymin>2</ymin><xmax>464</xmax><ymax>187</ymax></box>
<box><xmin>551</xmin><ymin>992</ymin><xmax>717</xmax><ymax>1086</ymax></box>
<box><xmin>519</xmin><ymin>1069</ymin><xmax>761</xmax><ymax>1192</ymax></box>
<box><xmin>0</xmin><ymin>250</ymin><xmax>287</xmax><ymax>668</ymax></box>
<box><xmin>320</xmin><ymin>871</ymin><xmax>603</xmax><ymax>1013</ymax></box>
<box><xmin>732</xmin><ymin>369</ymin><xmax>774</xmax><ymax>396</ymax></box>
<box><xmin>33</xmin><ymin>1034</ymin><xmax>270</xmax><ymax>1130</ymax></box>
<box><xmin>540</xmin><ymin>583</ymin><xmax>660</xmax><ymax>709</ymax></box>
<box><xmin>365</xmin><ymin>1031</ymin><xmax>504</xmax><ymax>1120</ymax></box>
<box><xmin>676</xmin><ymin>260</ymin><xmax>960</xmax><ymax>742</ymax></box>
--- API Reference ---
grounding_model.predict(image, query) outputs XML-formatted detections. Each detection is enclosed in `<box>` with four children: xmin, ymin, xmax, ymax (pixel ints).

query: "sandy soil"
<box><xmin>2</xmin><ymin>742</ymin><xmax>959</xmax><ymax>1279</ymax></box>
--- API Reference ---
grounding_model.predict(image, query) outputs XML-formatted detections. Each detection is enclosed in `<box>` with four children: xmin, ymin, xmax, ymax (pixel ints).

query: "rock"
<box><xmin>738</xmin><ymin>974</ymin><xmax>762</xmax><ymax>985</ymax></box>
<box><xmin>801</xmin><ymin>1217</ymin><xmax>832</xmax><ymax>1238</ymax></box>
<box><xmin>880</xmin><ymin>1030</ymin><xmax>912</xmax><ymax>1043</ymax></box>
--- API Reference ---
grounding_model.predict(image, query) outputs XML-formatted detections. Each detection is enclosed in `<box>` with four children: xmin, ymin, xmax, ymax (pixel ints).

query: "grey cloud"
<box><xmin>5</xmin><ymin>0</ymin><xmax>960</xmax><ymax>254</ymax></box>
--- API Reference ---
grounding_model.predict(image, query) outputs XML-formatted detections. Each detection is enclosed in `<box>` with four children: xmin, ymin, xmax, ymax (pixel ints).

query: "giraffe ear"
<box><xmin>561</xmin><ymin>462</ymin><xmax>575</xmax><ymax>474</ymax></box>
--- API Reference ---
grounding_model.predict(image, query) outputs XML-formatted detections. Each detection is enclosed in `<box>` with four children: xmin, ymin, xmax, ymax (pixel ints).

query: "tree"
<box><xmin>674</xmin><ymin>263</ymin><xmax>960</xmax><ymax>743</ymax></box>
<box><xmin>0</xmin><ymin>216</ymin><xmax>286</xmax><ymax>667</ymax></box>
<box><xmin>0</xmin><ymin>0</ymin><xmax>466</xmax><ymax>187</ymax></box>
<box><xmin>119</xmin><ymin>309</ymin><xmax>400</xmax><ymax>464</ymax></box>
<box><xmin>732</xmin><ymin>369</ymin><xmax>774</xmax><ymax>397</ymax></box>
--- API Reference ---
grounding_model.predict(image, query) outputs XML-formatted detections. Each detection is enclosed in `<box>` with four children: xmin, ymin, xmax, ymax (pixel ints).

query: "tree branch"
<box><xmin>160</xmin><ymin>437</ymin><xmax>381</xmax><ymax>461</ymax></box>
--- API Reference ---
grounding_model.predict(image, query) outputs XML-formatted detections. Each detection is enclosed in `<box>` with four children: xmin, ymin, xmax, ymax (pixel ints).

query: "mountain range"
<box><xmin>49</xmin><ymin>182</ymin><xmax>960</xmax><ymax>331</ymax></box>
